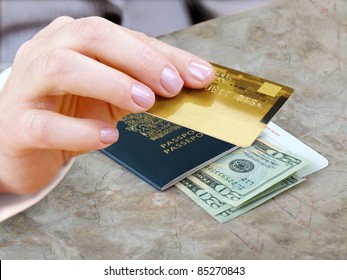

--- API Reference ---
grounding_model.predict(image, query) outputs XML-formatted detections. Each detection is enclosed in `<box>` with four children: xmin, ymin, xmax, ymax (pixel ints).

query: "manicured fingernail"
<box><xmin>188</xmin><ymin>61</ymin><xmax>214</xmax><ymax>82</ymax></box>
<box><xmin>101</xmin><ymin>126</ymin><xmax>119</xmax><ymax>144</ymax></box>
<box><xmin>131</xmin><ymin>83</ymin><xmax>155</xmax><ymax>109</ymax></box>
<box><xmin>160</xmin><ymin>67</ymin><xmax>184</xmax><ymax>95</ymax></box>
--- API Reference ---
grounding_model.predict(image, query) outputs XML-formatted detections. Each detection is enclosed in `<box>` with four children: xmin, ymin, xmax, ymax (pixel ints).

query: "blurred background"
<box><xmin>0</xmin><ymin>0</ymin><xmax>273</xmax><ymax>64</ymax></box>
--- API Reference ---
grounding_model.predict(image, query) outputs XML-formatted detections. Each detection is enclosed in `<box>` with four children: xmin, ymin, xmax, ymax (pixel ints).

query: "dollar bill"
<box><xmin>176</xmin><ymin>177</ymin><xmax>231</xmax><ymax>216</ymax></box>
<box><xmin>177</xmin><ymin>173</ymin><xmax>304</xmax><ymax>223</ymax></box>
<box><xmin>187</xmin><ymin>139</ymin><xmax>307</xmax><ymax>208</ymax></box>
<box><xmin>214</xmin><ymin>174</ymin><xmax>304</xmax><ymax>223</ymax></box>
<box><xmin>176</xmin><ymin>122</ymin><xmax>329</xmax><ymax>223</ymax></box>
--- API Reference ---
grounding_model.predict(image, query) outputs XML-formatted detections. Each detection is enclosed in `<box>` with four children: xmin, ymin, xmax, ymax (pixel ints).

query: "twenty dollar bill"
<box><xmin>176</xmin><ymin>139</ymin><xmax>307</xmax><ymax>222</ymax></box>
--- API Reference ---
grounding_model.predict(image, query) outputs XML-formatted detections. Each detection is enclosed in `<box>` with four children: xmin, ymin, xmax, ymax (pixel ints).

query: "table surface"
<box><xmin>1</xmin><ymin>0</ymin><xmax>346</xmax><ymax>260</ymax></box>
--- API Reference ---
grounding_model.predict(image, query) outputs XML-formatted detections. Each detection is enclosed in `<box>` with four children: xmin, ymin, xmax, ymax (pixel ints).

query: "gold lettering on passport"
<box><xmin>120</xmin><ymin>113</ymin><xmax>181</xmax><ymax>141</ymax></box>
<box><xmin>160</xmin><ymin>130</ymin><xmax>204</xmax><ymax>155</ymax></box>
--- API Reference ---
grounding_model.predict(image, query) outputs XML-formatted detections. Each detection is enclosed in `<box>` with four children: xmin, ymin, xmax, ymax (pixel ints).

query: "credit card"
<box><xmin>147</xmin><ymin>63</ymin><xmax>294</xmax><ymax>147</ymax></box>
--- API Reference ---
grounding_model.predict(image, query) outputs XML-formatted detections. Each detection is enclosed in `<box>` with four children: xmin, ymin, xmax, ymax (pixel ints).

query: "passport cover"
<box><xmin>101</xmin><ymin>113</ymin><xmax>236</xmax><ymax>191</ymax></box>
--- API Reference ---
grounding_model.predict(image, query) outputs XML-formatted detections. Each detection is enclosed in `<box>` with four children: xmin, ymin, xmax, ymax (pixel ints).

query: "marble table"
<box><xmin>1</xmin><ymin>0</ymin><xmax>346</xmax><ymax>259</ymax></box>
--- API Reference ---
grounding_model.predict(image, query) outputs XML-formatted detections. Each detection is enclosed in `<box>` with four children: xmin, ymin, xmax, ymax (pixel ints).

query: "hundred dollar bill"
<box><xmin>214</xmin><ymin>174</ymin><xmax>304</xmax><ymax>223</ymax></box>
<box><xmin>186</xmin><ymin>139</ymin><xmax>307</xmax><ymax>208</ymax></box>
<box><xmin>176</xmin><ymin>177</ymin><xmax>231</xmax><ymax>216</ymax></box>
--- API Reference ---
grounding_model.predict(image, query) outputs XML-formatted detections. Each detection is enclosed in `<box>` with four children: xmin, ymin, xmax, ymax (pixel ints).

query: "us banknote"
<box><xmin>176</xmin><ymin>139</ymin><xmax>308</xmax><ymax>223</ymax></box>
<box><xmin>187</xmin><ymin>139</ymin><xmax>307</xmax><ymax>208</ymax></box>
<box><xmin>176</xmin><ymin>121</ymin><xmax>329</xmax><ymax>223</ymax></box>
<box><xmin>176</xmin><ymin>177</ymin><xmax>231</xmax><ymax>216</ymax></box>
<box><xmin>214</xmin><ymin>174</ymin><xmax>304</xmax><ymax>223</ymax></box>
<box><xmin>177</xmin><ymin>174</ymin><xmax>304</xmax><ymax>223</ymax></box>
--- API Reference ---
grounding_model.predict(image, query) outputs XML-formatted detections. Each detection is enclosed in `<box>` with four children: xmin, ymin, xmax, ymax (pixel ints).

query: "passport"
<box><xmin>102</xmin><ymin>113</ymin><xmax>237</xmax><ymax>191</ymax></box>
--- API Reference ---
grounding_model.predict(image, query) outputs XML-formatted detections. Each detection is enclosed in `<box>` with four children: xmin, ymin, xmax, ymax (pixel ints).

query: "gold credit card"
<box><xmin>147</xmin><ymin>63</ymin><xmax>294</xmax><ymax>147</ymax></box>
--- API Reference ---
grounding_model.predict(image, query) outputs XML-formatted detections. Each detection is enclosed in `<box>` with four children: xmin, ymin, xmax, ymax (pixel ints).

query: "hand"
<box><xmin>0</xmin><ymin>16</ymin><xmax>214</xmax><ymax>194</ymax></box>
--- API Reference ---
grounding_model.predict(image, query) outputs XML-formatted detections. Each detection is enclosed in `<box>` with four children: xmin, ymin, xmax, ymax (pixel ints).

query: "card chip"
<box><xmin>258</xmin><ymin>82</ymin><xmax>282</xmax><ymax>97</ymax></box>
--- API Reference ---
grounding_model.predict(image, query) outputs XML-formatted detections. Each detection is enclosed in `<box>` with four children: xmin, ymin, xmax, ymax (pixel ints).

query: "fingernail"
<box><xmin>188</xmin><ymin>61</ymin><xmax>214</xmax><ymax>82</ymax></box>
<box><xmin>160</xmin><ymin>67</ymin><xmax>184</xmax><ymax>95</ymax></box>
<box><xmin>131</xmin><ymin>83</ymin><xmax>155</xmax><ymax>109</ymax></box>
<box><xmin>101</xmin><ymin>126</ymin><xmax>119</xmax><ymax>144</ymax></box>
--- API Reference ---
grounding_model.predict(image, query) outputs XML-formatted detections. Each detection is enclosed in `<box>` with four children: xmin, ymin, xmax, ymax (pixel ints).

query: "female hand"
<box><xmin>0</xmin><ymin>16</ymin><xmax>214</xmax><ymax>194</ymax></box>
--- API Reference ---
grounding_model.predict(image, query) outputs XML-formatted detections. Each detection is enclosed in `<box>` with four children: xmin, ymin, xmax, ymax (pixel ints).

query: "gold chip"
<box><xmin>258</xmin><ymin>82</ymin><xmax>282</xmax><ymax>97</ymax></box>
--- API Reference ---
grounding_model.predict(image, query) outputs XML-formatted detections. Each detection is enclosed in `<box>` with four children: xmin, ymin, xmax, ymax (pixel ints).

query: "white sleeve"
<box><xmin>0</xmin><ymin>67</ymin><xmax>75</xmax><ymax>222</ymax></box>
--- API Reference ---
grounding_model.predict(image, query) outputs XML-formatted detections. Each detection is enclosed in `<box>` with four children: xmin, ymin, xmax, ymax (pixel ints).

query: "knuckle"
<box><xmin>105</xmin><ymin>76</ymin><xmax>126</xmax><ymax>99</ymax></box>
<box><xmin>131</xmin><ymin>32</ymin><xmax>166</xmax><ymax>72</ymax></box>
<box><xmin>53</xmin><ymin>15</ymin><xmax>74</xmax><ymax>24</ymax></box>
<box><xmin>136</xmin><ymin>46</ymin><xmax>160</xmax><ymax>72</ymax></box>
<box><xmin>133</xmin><ymin>31</ymin><xmax>149</xmax><ymax>41</ymax></box>
<box><xmin>15</xmin><ymin>40</ymin><xmax>36</xmax><ymax>61</ymax></box>
<box><xmin>38</xmin><ymin>49</ymin><xmax>72</xmax><ymax>80</ymax></box>
<box><xmin>26</xmin><ymin>113</ymin><xmax>51</xmax><ymax>147</ymax></box>
<box><xmin>132</xmin><ymin>30</ymin><xmax>156</xmax><ymax>45</ymax></box>
<box><xmin>167</xmin><ymin>48</ymin><xmax>183</xmax><ymax>63</ymax></box>
<box><xmin>101</xmin><ymin>75</ymin><xmax>133</xmax><ymax>109</ymax></box>
<box><xmin>74</xmin><ymin>16</ymin><xmax>112</xmax><ymax>45</ymax></box>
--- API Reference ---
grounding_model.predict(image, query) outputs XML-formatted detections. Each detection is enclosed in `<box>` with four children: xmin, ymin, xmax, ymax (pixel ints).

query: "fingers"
<box><xmin>36</xmin><ymin>17</ymin><xmax>214</xmax><ymax>97</ymax></box>
<box><xmin>17</xmin><ymin>110</ymin><xmax>119</xmax><ymax>151</ymax></box>
<box><xmin>29</xmin><ymin>48</ymin><xmax>155</xmax><ymax>112</ymax></box>
<box><xmin>47</xmin><ymin>17</ymin><xmax>184</xmax><ymax>97</ymax></box>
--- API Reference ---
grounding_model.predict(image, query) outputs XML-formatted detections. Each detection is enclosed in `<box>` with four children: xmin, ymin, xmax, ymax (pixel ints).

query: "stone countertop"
<box><xmin>0</xmin><ymin>0</ymin><xmax>346</xmax><ymax>259</ymax></box>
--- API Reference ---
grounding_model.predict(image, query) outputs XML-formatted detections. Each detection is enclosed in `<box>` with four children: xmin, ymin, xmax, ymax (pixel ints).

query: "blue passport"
<box><xmin>101</xmin><ymin>113</ymin><xmax>236</xmax><ymax>191</ymax></box>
